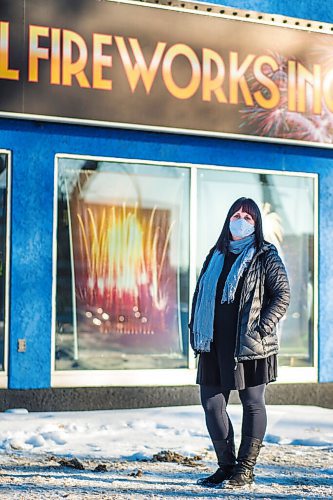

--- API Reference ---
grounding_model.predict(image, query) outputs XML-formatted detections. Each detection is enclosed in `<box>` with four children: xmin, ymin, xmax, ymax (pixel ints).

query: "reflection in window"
<box><xmin>197</xmin><ymin>169</ymin><xmax>315</xmax><ymax>368</ymax></box>
<box><xmin>0</xmin><ymin>153</ymin><xmax>8</xmax><ymax>371</ymax></box>
<box><xmin>56</xmin><ymin>159</ymin><xmax>190</xmax><ymax>370</ymax></box>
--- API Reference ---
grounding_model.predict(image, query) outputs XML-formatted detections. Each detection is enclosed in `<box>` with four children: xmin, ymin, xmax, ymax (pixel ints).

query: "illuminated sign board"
<box><xmin>1</xmin><ymin>0</ymin><xmax>333</xmax><ymax>145</ymax></box>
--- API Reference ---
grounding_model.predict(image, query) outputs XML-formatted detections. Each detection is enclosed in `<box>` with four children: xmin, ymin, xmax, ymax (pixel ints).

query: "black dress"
<box><xmin>196</xmin><ymin>251</ymin><xmax>277</xmax><ymax>389</ymax></box>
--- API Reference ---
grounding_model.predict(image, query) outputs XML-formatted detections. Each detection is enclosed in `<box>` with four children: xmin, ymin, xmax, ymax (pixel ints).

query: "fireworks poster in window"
<box><xmin>68</xmin><ymin>182</ymin><xmax>182</xmax><ymax>356</ymax></box>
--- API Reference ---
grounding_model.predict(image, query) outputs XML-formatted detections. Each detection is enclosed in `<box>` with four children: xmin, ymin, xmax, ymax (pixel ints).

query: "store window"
<box><xmin>55</xmin><ymin>157</ymin><xmax>190</xmax><ymax>371</ymax></box>
<box><xmin>55</xmin><ymin>156</ymin><xmax>316</xmax><ymax>377</ymax></box>
<box><xmin>0</xmin><ymin>152</ymin><xmax>9</xmax><ymax>372</ymax></box>
<box><xmin>197</xmin><ymin>168</ymin><xmax>316</xmax><ymax>369</ymax></box>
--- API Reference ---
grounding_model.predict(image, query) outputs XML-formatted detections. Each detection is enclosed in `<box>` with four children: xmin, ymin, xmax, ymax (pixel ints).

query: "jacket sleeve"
<box><xmin>188</xmin><ymin>246</ymin><xmax>216</xmax><ymax>352</ymax></box>
<box><xmin>256</xmin><ymin>248</ymin><xmax>291</xmax><ymax>338</ymax></box>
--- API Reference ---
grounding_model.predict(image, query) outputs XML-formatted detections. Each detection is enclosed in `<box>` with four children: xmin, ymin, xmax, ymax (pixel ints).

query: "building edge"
<box><xmin>0</xmin><ymin>383</ymin><xmax>332</xmax><ymax>412</ymax></box>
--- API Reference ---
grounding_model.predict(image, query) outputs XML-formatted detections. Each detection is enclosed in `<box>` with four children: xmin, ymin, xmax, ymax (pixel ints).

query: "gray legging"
<box><xmin>200</xmin><ymin>384</ymin><xmax>267</xmax><ymax>442</ymax></box>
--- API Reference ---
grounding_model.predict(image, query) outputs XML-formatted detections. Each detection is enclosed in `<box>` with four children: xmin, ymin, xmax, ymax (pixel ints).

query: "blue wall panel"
<box><xmin>200</xmin><ymin>0</ymin><xmax>333</xmax><ymax>23</ymax></box>
<box><xmin>0</xmin><ymin>118</ymin><xmax>332</xmax><ymax>387</ymax></box>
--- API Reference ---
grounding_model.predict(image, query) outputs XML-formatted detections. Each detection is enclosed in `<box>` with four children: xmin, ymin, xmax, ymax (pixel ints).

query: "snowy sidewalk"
<box><xmin>0</xmin><ymin>405</ymin><xmax>332</xmax><ymax>498</ymax></box>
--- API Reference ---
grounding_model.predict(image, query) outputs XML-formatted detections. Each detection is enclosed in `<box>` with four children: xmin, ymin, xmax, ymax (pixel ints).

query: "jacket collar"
<box><xmin>256</xmin><ymin>241</ymin><xmax>277</xmax><ymax>256</ymax></box>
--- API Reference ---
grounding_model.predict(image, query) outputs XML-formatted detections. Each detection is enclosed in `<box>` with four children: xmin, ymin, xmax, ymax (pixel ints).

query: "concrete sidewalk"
<box><xmin>0</xmin><ymin>444</ymin><xmax>332</xmax><ymax>499</ymax></box>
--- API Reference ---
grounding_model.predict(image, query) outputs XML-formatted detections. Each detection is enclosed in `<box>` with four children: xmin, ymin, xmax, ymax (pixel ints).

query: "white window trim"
<box><xmin>0</xmin><ymin>149</ymin><xmax>12</xmax><ymax>388</ymax></box>
<box><xmin>52</xmin><ymin>366</ymin><xmax>317</xmax><ymax>388</ymax></box>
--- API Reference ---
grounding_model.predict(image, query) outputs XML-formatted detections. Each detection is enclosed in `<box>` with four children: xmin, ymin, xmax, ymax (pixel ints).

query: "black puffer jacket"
<box><xmin>189</xmin><ymin>242</ymin><xmax>291</xmax><ymax>361</ymax></box>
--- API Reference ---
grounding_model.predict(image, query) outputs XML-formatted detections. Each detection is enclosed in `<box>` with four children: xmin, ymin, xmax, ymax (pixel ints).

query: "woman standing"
<box><xmin>189</xmin><ymin>197</ymin><xmax>290</xmax><ymax>489</ymax></box>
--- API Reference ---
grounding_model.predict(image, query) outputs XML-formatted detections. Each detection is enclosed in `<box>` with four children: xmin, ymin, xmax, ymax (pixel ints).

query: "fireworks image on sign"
<box><xmin>240</xmin><ymin>52</ymin><xmax>333</xmax><ymax>143</ymax></box>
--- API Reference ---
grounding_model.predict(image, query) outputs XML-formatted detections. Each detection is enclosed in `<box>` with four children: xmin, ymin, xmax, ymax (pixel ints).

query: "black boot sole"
<box><xmin>222</xmin><ymin>481</ymin><xmax>254</xmax><ymax>489</ymax></box>
<box><xmin>197</xmin><ymin>475</ymin><xmax>233</xmax><ymax>488</ymax></box>
<box><xmin>197</xmin><ymin>481</ymin><xmax>224</xmax><ymax>488</ymax></box>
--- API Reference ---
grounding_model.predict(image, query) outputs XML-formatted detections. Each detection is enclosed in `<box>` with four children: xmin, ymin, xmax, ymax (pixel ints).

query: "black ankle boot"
<box><xmin>197</xmin><ymin>438</ymin><xmax>236</xmax><ymax>487</ymax></box>
<box><xmin>225</xmin><ymin>436</ymin><xmax>262</xmax><ymax>488</ymax></box>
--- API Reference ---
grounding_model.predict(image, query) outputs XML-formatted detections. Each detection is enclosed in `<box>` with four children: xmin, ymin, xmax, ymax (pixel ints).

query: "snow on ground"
<box><xmin>0</xmin><ymin>405</ymin><xmax>332</xmax><ymax>499</ymax></box>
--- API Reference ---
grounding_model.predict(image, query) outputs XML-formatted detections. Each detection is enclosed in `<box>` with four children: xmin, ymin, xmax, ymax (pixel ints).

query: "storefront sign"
<box><xmin>1</xmin><ymin>0</ymin><xmax>333</xmax><ymax>145</ymax></box>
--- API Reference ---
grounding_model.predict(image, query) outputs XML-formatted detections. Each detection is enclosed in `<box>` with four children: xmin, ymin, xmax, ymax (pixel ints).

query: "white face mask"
<box><xmin>229</xmin><ymin>218</ymin><xmax>255</xmax><ymax>239</ymax></box>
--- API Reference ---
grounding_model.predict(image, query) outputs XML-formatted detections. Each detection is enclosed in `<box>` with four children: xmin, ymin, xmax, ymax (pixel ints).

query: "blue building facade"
<box><xmin>0</xmin><ymin>0</ymin><xmax>332</xmax><ymax>408</ymax></box>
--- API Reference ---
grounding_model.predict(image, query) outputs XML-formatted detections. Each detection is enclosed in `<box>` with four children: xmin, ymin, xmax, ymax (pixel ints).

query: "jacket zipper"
<box><xmin>233</xmin><ymin>249</ymin><xmax>263</xmax><ymax>369</ymax></box>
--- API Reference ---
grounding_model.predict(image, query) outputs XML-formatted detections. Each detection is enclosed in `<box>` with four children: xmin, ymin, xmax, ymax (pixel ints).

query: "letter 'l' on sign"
<box><xmin>0</xmin><ymin>22</ymin><xmax>20</xmax><ymax>80</ymax></box>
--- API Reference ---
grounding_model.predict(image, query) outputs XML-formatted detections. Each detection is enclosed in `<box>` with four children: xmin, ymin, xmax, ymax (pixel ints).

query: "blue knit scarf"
<box><xmin>192</xmin><ymin>234</ymin><xmax>255</xmax><ymax>352</ymax></box>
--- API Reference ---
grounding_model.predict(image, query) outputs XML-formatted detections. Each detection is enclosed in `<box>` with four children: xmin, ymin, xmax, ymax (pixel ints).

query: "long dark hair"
<box><xmin>216</xmin><ymin>197</ymin><xmax>264</xmax><ymax>254</ymax></box>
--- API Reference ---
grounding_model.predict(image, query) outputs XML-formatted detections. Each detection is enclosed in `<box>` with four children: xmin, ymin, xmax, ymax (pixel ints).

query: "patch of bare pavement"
<box><xmin>0</xmin><ymin>444</ymin><xmax>332</xmax><ymax>499</ymax></box>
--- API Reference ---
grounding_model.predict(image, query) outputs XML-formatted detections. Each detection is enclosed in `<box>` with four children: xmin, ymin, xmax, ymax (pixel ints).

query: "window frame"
<box><xmin>0</xmin><ymin>149</ymin><xmax>12</xmax><ymax>388</ymax></box>
<box><xmin>51</xmin><ymin>153</ymin><xmax>318</xmax><ymax>387</ymax></box>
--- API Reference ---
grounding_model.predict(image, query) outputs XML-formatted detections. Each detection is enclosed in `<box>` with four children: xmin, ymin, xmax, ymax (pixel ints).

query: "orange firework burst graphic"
<box><xmin>240</xmin><ymin>52</ymin><xmax>333</xmax><ymax>143</ymax></box>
